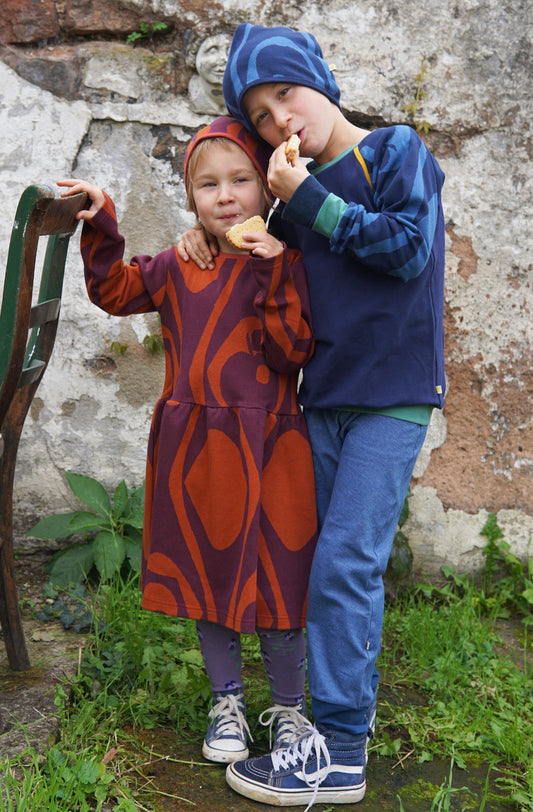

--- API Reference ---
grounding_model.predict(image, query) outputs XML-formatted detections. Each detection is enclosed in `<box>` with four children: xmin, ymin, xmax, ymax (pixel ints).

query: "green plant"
<box><xmin>35</xmin><ymin>582</ymin><xmax>94</xmax><ymax>631</ymax></box>
<box><xmin>27</xmin><ymin>472</ymin><xmax>145</xmax><ymax>585</ymax></box>
<box><xmin>126</xmin><ymin>21</ymin><xmax>169</xmax><ymax>45</ymax></box>
<box><xmin>480</xmin><ymin>513</ymin><xmax>533</xmax><ymax>621</ymax></box>
<box><xmin>397</xmin><ymin>755</ymin><xmax>477</xmax><ymax>811</ymax></box>
<box><xmin>380</xmin><ymin>557</ymin><xmax>533</xmax><ymax>806</ymax></box>
<box><xmin>402</xmin><ymin>55</ymin><xmax>431</xmax><ymax>134</ymax></box>
<box><xmin>385</xmin><ymin>489</ymin><xmax>414</xmax><ymax>599</ymax></box>
<box><xmin>0</xmin><ymin>718</ymin><xmax>138</xmax><ymax>812</ymax></box>
<box><xmin>109</xmin><ymin>331</ymin><xmax>163</xmax><ymax>357</ymax></box>
<box><xmin>58</xmin><ymin>572</ymin><xmax>212</xmax><ymax>733</ymax></box>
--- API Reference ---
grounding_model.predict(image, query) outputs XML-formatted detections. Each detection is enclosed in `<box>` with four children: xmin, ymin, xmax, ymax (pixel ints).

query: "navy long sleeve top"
<box><xmin>274</xmin><ymin>125</ymin><xmax>446</xmax><ymax>415</ymax></box>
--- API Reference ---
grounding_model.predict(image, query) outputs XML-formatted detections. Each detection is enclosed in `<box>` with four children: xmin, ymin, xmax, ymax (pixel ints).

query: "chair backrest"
<box><xmin>0</xmin><ymin>185</ymin><xmax>88</xmax><ymax>670</ymax></box>
<box><xmin>0</xmin><ymin>185</ymin><xmax>88</xmax><ymax>425</ymax></box>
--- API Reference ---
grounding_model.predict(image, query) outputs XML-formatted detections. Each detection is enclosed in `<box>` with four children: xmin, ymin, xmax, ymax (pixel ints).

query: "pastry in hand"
<box><xmin>285</xmin><ymin>134</ymin><xmax>301</xmax><ymax>162</ymax></box>
<box><xmin>226</xmin><ymin>215</ymin><xmax>267</xmax><ymax>249</ymax></box>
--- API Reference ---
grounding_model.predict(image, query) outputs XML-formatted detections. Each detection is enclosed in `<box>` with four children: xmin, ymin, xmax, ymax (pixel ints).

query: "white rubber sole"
<box><xmin>202</xmin><ymin>740</ymin><xmax>249</xmax><ymax>763</ymax></box>
<box><xmin>226</xmin><ymin>765</ymin><xmax>366</xmax><ymax>805</ymax></box>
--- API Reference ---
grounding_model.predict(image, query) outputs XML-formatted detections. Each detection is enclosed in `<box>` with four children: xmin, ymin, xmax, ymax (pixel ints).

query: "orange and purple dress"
<box><xmin>81</xmin><ymin>193</ymin><xmax>318</xmax><ymax>633</ymax></box>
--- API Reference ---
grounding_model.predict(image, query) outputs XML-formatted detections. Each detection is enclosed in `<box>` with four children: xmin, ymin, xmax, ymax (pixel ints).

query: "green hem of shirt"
<box><xmin>339</xmin><ymin>405</ymin><xmax>434</xmax><ymax>425</ymax></box>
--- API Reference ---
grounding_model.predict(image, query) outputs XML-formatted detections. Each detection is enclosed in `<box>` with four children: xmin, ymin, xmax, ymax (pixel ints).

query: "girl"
<box><xmin>58</xmin><ymin>116</ymin><xmax>317</xmax><ymax>764</ymax></box>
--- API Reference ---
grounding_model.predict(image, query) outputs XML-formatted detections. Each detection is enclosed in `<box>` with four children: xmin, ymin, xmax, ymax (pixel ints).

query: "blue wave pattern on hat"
<box><xmin>223</xmin><ymin>24</ymin><xmax>341</xmax><ymax>130</ymax></box>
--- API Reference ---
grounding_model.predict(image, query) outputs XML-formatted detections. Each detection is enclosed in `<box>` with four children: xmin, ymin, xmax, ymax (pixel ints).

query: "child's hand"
<box><xmin>57</xmin><ymin>179</ymin><xmax>105</xmax><ymax>220</ymax></box>
<box><xmin>267</xmin><ymin>144</ymin><xmax>310</xmax><ymax>203</ymax></box>
<box><xmin>177</xmin><ymin>225</ymin><xmax>219</xmax><ymax>270</ymax></box>
<box><xmin>240</xmin><ymin>231</ymin><xmax>283</xmax><ymax>259</ymax></box>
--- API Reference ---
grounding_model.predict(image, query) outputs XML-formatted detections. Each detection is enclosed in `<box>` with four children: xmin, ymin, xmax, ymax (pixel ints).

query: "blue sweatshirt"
<box><xmin>274</xmin><ymin>125</ymin><xmax>446</xmax><ymax>414</ymax></box>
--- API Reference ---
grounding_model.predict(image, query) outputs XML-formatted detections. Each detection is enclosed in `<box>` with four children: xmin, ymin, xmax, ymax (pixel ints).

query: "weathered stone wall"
<box><xmin>1</xmin><ymin>0</ymin><xmax>531</xmax><ymax>578</ymax></box>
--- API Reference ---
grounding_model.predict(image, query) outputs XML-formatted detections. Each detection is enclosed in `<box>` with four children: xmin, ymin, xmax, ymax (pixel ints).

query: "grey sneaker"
<box><xmin>202</xmin><ymin>690</ymin><xmax>251</xmax><ymax>763</ymax></box>
<box><xmin>259</xmin><ymin>701</ymin><xmax>309</xmax><ymax>750</ymax></box>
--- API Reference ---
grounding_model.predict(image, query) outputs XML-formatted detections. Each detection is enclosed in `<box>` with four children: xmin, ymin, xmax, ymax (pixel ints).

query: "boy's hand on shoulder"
<box><xmin>241</xmin><ymin>231</ymin><xmax>283</xmax><ymax>260</ymax></box>
<box><xmin>177</xmin><ymin>224</ymin><xmax>218</xmax><ymax>270</ymax></box>
<box><xmin>267</xmin><ymin>143</ymin><xmax>309</xmax><ymax>203</ymax></box>
<box><xmin>57</xmin><ymin>179</ymin><xmax>105</xmax><ymax>221</ymax></box>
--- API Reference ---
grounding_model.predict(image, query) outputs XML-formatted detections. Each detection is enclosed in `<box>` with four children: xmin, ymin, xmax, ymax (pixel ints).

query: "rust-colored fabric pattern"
<box><xmin>81</xmin><ymin>194</ymin><xmax>317</xmax><ymax>632</ymax></box>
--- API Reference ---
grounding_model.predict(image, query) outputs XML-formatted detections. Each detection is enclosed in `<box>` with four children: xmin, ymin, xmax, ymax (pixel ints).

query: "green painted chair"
<box><xmin>0</xmin><ymin>185</ymin><xmax>88</xmax><ymax>670</ymax></box>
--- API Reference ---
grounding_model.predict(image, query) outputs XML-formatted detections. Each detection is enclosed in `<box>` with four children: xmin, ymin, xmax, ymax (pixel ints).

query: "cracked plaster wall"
<box><xmin>0</xmin><ymin>0</ymin><xmax>531</xmax><ymax>578</ymax></box>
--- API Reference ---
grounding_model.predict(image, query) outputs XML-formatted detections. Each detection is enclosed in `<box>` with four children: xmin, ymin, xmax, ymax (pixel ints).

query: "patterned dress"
<box><xmin>81</xmin><ymin>194</ymin><xmax>317</xmax><ymax>632</ymax></box>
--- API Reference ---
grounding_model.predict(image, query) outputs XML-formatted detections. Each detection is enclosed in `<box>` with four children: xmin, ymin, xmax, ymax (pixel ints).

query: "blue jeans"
<box><xmin>304</xmin><ymin>408</ymin><xmax>427</xmax><ymax>736</ymax></box>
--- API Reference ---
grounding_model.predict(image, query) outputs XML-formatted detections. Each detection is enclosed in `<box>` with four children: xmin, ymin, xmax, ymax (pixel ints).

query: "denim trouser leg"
<box><xmin>304</xmin><ymin>408</ymin><xmax>427</xmax><ymax>736</ymax></box>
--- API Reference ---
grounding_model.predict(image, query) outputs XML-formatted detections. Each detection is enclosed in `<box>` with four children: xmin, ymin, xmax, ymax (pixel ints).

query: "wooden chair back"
<box><xmin>0</xmin><ymin>185</ymin><xmax>87</xmax><ymax>670</ymax></box>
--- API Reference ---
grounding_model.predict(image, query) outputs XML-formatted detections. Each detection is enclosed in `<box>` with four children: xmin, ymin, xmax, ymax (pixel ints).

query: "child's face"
<box><xmin>244</xmin><ymin>83</ymin><xmax>337</xmax><ymax>164</ymax></box>
<box><xmin>191</xmin><ymin>142</ymin><xmax>267</xmax><ymax>252</ymax></box>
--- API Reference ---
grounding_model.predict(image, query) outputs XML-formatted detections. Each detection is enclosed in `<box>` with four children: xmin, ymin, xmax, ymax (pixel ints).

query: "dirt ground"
<box><xmin>0</xmin><ymin>550</ymin><xmax>85</xmax><ymax>759</ymax></box>
<box><xmin>0</xmin><ymin>552</ymin><xmax>524</xmax><ymax>811</ymax></box>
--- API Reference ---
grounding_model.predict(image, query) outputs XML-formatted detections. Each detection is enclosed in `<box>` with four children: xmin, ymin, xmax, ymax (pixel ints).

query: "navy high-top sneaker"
<box><xmin>226</xmin><ymin>722</ymin><xmax>366</xmax><ymax>808</ymax></box>
<box><xmin>202</xmin><ymin>689</ymin><xmax>251</xmax><ymax>763</ymax></box>
<box><xmin>259</xmin><ymin>700</ymin><xmax>309</xmax><ymax>750</ymax></box>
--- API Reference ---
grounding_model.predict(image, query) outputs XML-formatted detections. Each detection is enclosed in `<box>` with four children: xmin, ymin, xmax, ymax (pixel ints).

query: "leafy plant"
<box><xmin>397</xmin><ymin>755</ymin><xmax>477</xmax><ymax>811</ymax></box>
<box><xmin>126</xmin><ymin>21</ymin><xmax>169</xmax><ymax>45</ymax></box>
<box><xmin>480</xmin><ymin>513</ymin><xmax>533</xmax><ymax>621</ymax></box>
<box><xmin>402</xmin><ymin>55</ymin><xmax>431</xmax><ymax>134</ymax></box>
<box><xmin>27</xmin><ymin>472</ymin><xmax>145</xmax><ymax>586</ymax></box>
<box><xmin>380</xmin><ymin>537</ymin><xmax>533</xmax><ymax>806</ymax></box>
<box><xmin>385</xmin><ymin>489</ymin><xmax>414</xmax><ymax>599</ymax></box>
<box><xmin>35</xmin><ymin>582</ymin><xmax>94</xmax><ymax>632</ymax></box>
<box><xmin>108</xmin><ymin>330</ymin><xmax>164</xmax><ymax>357</ymax></box>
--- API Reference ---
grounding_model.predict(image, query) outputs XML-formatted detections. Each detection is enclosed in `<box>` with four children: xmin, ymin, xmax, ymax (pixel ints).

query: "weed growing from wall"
<box><xmin>403</xmin><ymin>56</ymin><xmax>431</xmax><ymax>135</ymax></box>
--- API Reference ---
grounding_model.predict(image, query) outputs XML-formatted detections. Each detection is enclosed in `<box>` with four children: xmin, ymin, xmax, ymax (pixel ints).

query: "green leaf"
<box><xmin>480</xmin><ymin>512</ymin><xmax>504</xmax><ymax>542</ymax></box>
<box><xmin>66</xmin><ymin>511</ymin><xmax>108</xmax><ymax>533</ymax></box>
<box><xmin>398</xmin><ymin>491</ymin><xmax>411</xmax><ymax>528</ymax></box>
<box><xmin>125</xmin><ymin>483</ymin><xmax>145</xmax><ymax>524</ymax></box>
<box><xmin>124</xmin><ymin>526</ymin><xmax>143</xmax><ymax>545</ymax></box>
<box><xmin>124</xmin><ymin>513</ymin><xmax>144</xmax><ymax>530</ymax></box>
<box><xmin>113</xmin><ymin>479</ymin><xmax>129</xmax><ymax>519</ymax></box>
<box><xmin>179</xmin><ymin>648</ymin><xmax>203</xmax><ymax>666</ymax></box>
<box><xmin>46</xmin><ymin>543</ymin><xmax>96</xmax><ymax>586</ymax></box>
<box><xmin>26</xmin><ymin>511</ymin><xmax>81</xmax><ymax>539</ymax></box>
<box><xmin>93</xmin><ymin>531</ymin><xmax>125</xmax><ymax>579</ymax></box>
<box><xmin>65</xmin><ymin>471</ymin><xmax>112</xmax><ymax>517</ymax></box>
<box><xmin>123</xmin><ymin>537</ymin><xmax>142</xmax><ymax>572</ymax></box>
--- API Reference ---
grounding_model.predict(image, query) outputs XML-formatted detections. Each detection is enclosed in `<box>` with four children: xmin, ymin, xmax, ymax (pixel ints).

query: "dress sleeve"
<box><xmin>283</xmin><ymin>126</ymin><xmax>445</xmax><ymax>282</ymax></box>
<box><xmin>80</xmin><ymin>192</ymin><xmax>161</xmax><ymax>315</ymax></box>
<box><xmin>249</xmin><ymin>248</ymin><xmax>314</xmax><ymax>374</ymax></box>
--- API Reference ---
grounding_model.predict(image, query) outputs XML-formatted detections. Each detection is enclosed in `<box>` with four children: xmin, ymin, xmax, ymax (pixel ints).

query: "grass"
<box><xmin>1</xmin><ymin>515</ymin><xmax>532</xmax><ymax>810</ymax></box>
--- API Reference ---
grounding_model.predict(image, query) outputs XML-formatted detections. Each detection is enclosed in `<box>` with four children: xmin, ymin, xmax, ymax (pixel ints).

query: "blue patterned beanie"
<box><xmin>223</xmin><ymin>24</ymin><xmax>341</xmax><ymax>131</ymax></box>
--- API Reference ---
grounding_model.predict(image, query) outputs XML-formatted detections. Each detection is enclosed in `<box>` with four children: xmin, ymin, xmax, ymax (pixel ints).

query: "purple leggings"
<box><xmin>196</xmin><ymin>620</ymin><xmax>306</xmax><ymax>705</ymax></box>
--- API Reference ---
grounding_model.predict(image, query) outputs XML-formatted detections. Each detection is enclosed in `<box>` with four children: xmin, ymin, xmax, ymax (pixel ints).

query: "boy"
<box><xmin>179</xmin><ymin>24</ymin><xmax>446</xmax><ymax>807</ymax></box>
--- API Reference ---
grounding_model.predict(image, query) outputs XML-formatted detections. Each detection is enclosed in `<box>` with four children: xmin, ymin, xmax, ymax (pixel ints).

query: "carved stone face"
<box><xmin>195</xmin><ymin>34</ymin><xmax>230</xmax><ymax>86</ymax></box>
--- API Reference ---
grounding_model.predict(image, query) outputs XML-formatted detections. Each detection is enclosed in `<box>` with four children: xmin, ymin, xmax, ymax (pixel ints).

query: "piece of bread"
<box><xmin>285</xmin><ymin>133</ymin><xmax>301</xmax><ymax>162</ymax></box>
<box><xmin>225</xmin><ymin>215</ymin><xmax>267</xmax><ymax>249</ymax></box>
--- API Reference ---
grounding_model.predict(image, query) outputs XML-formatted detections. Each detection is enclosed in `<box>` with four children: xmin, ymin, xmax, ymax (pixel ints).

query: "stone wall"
<box><xmin>1</xmin><ymin>0</ymin><xmax>531</xmax><ymax>578</ymax></box>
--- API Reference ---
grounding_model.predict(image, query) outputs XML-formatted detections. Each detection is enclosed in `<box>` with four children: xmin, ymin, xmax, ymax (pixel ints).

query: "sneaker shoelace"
<box><xmin>259</xmin><ymin>704</ymin><xmax>309</xmax><ymax>749</ymax></box>
<box><xmin>270</xmin><ymin>725</ymin><xmax>331</xmax><ymax>811</ymax></box>
<box><xmin>210</xmin><ymin>694</ymin><xmax>252</xmax><ymax>743</ymax></box>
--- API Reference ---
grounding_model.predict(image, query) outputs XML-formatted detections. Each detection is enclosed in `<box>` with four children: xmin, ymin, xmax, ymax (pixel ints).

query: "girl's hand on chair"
<box><xmin>57</xmin><ymin>179</ymin><xmax>105</xmax><ymax>221</ymax></box>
